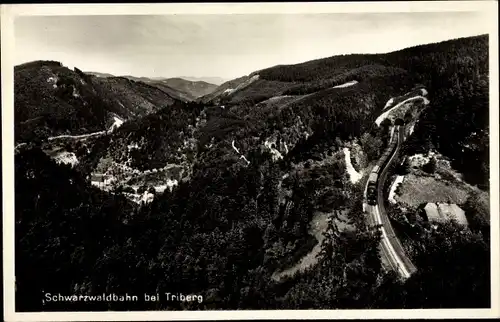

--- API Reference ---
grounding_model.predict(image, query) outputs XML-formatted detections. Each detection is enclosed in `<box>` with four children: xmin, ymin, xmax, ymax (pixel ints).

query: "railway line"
<box><xmin>364</xmin><ymin>122</ymin><xmax>417</xmax><ymax>279</ymax></box>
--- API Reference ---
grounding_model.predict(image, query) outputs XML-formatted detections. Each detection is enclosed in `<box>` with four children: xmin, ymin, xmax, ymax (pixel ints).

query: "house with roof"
<box><xmin>423</xmin><ymin>202</ymin><xmax>468</xmax><ymax>226</ymax></box>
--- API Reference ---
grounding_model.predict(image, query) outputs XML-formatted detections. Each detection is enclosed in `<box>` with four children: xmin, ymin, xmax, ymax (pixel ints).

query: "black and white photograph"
<box><xmin>2</xmin><ymin>2</ymin><xmax>499</xmax><ymax>320</ymax></box>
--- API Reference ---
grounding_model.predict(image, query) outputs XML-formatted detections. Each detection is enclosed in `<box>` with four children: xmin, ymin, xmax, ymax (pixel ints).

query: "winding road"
<box><xmin>47</xmin><ymin>130</ymin><xmax>107</xmax><ymax>142</ymax></box>
<box><xmin>364</xmin><ymin>125</ymin><xmax>417</xmax><ymax>279</ymax></box>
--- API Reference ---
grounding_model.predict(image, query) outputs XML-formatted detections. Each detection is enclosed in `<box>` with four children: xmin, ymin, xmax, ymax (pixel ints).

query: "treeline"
<box><xmin>256</xmin><ymin>54</ymin><xmax>387</xmax><ymax>82</ymax></box>
<box><xmin>223</xmin><ymin>79</ymin><xmax>298</xmax><ymax>106</ymax></box>
<box><xmin>281</xmin><ymin>65</ymin><xmax>408</xmax><ymax>96</ymax></box>
<box><xmin>14</xmin><ymin>60</ymin><xmax>63</xmax><ymax>71</ymax></box>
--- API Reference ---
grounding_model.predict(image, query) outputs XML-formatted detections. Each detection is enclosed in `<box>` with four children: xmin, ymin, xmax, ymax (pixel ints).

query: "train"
<box><xmin>364</xmin><ymin>123</ymin><xmax>418</xmax><ymax>278</ymax></box>
<box><xmin>366</xmin><ymin>125</ymin><xmax>401</xmax><ymax>205</ymax></box>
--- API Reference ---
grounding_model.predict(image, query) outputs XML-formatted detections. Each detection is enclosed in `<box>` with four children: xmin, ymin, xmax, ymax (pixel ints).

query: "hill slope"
<box><xmin>15</xmin><ymin>35</ymin><xmax>490</xmax><ymax>311</ymax></box>
<box><xmin>119</xmin><ymin>76</ymin><xmax>218</xmax><ymax>101</ymax></box>
<box><xmin>161</xmin><ymin>78</ymin><xmax>218</xmax><ymax>100</ymax></box>
<box><xmin>15</xmin><ymin>61</ymin><xmax>182</xmax><ymax>143</ymax></box>
<box><xmin>179</xmin><ymin>76</ymin><xmax>228</xmax><ymax>85</ymax></box>
<box><xmin>118</xmin><ymin>75</ymin><xmax>193</xmax><ymax>102</ymax></box>
<box><xmin>78</xmin><ymin>35</ymin><xmax>489</xmax><ymax>197</ymax></box>
<box><xmin>199</xmin><ymin>34</ymin><xmax>489</xmax><ymax>187</ymax></box>
<box><xmin>85</xmin><ymin>71</ymin><xmax>115</xmax><ymax>78</ymax></box>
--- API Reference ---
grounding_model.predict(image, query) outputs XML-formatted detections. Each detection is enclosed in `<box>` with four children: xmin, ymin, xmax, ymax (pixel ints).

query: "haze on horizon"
<box><xmin>15</xmin><ymin>12</ymin><xmax>489</xmax><ymax>83</ymax></box>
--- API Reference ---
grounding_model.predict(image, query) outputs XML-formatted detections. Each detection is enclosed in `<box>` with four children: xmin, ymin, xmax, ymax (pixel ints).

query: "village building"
<box><xmin>90</xmin><ymin>174</ymin><xmax>106</xmax><ymax>182</ymax></box>
<box><xmin>423</xmin><ymin>202</ymin><xmax>468</xmax><ymax>226</ymax></box>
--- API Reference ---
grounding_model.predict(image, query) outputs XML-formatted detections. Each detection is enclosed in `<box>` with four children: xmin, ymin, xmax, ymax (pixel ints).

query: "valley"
<box><xmin>13</xmin><ymin>34</ymin><xmax>491</xmax><ymax>311</ymax></box>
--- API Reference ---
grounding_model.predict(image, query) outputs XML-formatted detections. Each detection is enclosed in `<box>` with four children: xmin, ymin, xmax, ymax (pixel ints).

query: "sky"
<box><xmin>14</xmin><ymin>12</ymin><xmax>490</xmax><ymax>82</ymax></box>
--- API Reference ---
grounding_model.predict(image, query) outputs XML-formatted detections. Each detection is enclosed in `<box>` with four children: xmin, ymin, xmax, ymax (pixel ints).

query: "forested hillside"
<box><xmin>88</xmin><ymin>73</ymin><xmax>197</xmax><ymax>102</ymax></box>
<box><xmin>78</xmin><ymin>100</ymin><xmax>204</xmax><ymax>174</ymax></box>
<box><xmin>201</xmin><ymin>34</ymin><xmax>489</xmax><ymax>187</ymax></box>
<box><xmin>16</xmin><ymin>144</ymin><xmax>490</xmax><ymax>310</ymax></box>
<box><xmin>15</xmin><ymin>61</ymin><xmax>182</xmax><ymax>143</ymax></box>
<box><xmin>15</xmin><ymin>35</ymin><xmax>491</xmax><ymax>311</ymax></box>
<box><xmin>392</xmin><ymin>36</ymin><xmax>489</xmax><ymax>187</ymax></box>
<box><xmin>161</xmin><ymin>78</ymin><xmax>218</xmax><ymax>100</ymax></box>
<box><xmin>197</xmin><ymin>75</ymin><xmax>252</xmax><ymax>104</ymax></box>
<box><xmin>120</xmin><ymin>75</ymin><xmax>214</xmax><ymax>102</ymax></box>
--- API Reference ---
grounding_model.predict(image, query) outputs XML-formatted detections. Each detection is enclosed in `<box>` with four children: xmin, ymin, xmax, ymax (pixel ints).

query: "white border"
<box><xmin>2</xmin><ymin>2</ymin><xmax>499</xmax><ymax>321</ymax></box>
<box><xmin>3</xmin><ymin>1</ymin><xmax>500</xmax><ymax>15</ymax></box>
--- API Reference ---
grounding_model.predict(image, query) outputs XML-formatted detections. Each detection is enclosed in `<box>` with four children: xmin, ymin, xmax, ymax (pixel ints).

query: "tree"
<box><xmin>422</xmin><ymin>157</ymin><xmax>437</xmax><ymax>174</ymax></box>
<box><xmin>381</xmin><ymin>118</ymin><xmax>392</xmax><ymax>129</ymax></box>
<box><xmin>396</xmin><ymin>157</ymin><xmax>411</xmax><ymax>175</ymax></box>
<box><xmin>360</xmin><ymin>132</ymin><xmax>383</xmax><ymax>161</ymax></box>
<box><xmin>404</xmin><ymin>110</ymin><xmax>413</xmax><ymax>124</ymax></box>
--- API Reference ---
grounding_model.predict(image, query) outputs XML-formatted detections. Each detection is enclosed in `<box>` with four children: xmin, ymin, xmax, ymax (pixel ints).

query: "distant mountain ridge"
<box><xmin>86</xmin><ymin>72</ymin><xmax>219</xmax><ymax>101</ymax></box>
<box><xmin>121</xmin><ymin>76</ymin><xmax>218</xmax><ymax>100</ymax></box>
<box><xmin>119</xmin><ymin>75</ymin><xmax>194</xmax><ymax>102</ymax></box>
<box><xmin>178</xmin><ymin>76</ymin><xmax>228</xmax><ymax>85</ymax></box>
<box><xmin>160</xmin><ymin>77</ymin><xmax>218</xmax><ymax>100</ymax></box>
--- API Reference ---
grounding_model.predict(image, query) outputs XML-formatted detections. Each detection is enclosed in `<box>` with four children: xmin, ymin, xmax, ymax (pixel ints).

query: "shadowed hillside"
<box><xmin>15</xmin><ymin>61</ymin><xmax>182</xmax><ymax>143</ymax></box>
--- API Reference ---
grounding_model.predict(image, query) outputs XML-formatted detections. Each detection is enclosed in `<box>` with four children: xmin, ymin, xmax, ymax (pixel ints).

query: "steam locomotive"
<box><xmin>366</xmin><ymin>125</ymin><xmax>401</xmax><ymax>205</ymax></box>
